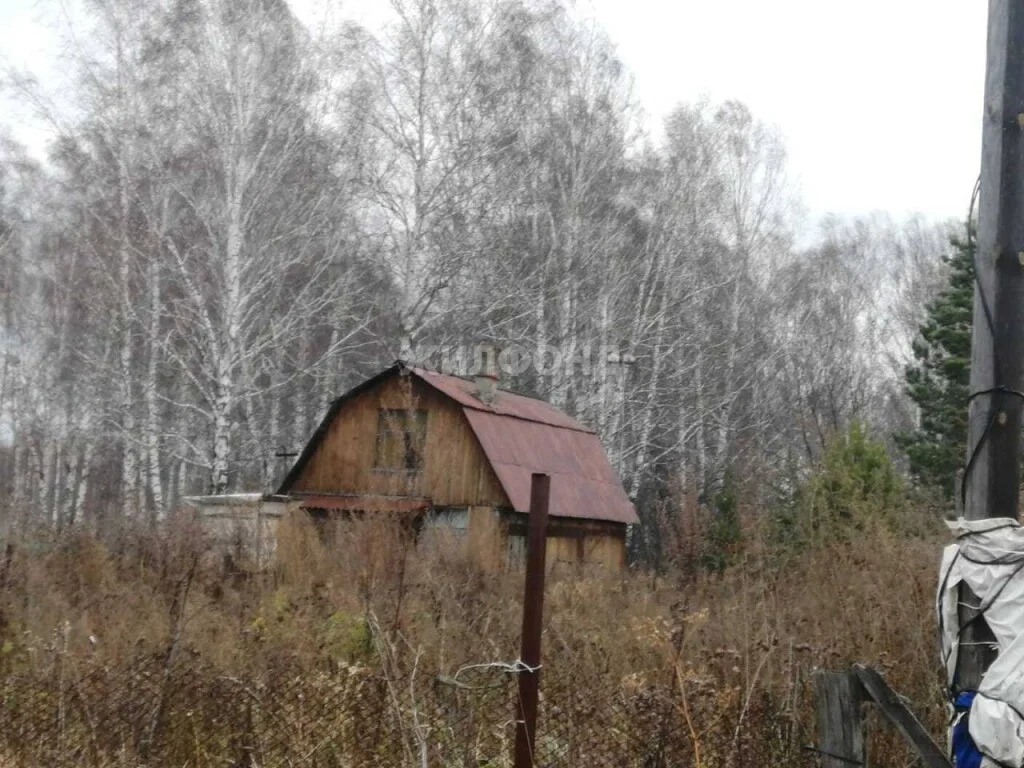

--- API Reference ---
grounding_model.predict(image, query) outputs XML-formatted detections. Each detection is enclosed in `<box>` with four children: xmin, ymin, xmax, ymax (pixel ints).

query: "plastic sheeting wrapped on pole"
<box><xmin>938</xmin><ymin>518</ymin><xmax>1024</xmax><ymax>766</ymax></box>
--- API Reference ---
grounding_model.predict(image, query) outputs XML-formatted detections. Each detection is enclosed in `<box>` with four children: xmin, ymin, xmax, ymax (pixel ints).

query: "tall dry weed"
<box><xmin>0</xmin><ymin>505</ymin><xmax>949</xmax><ymax>766</ymax></box>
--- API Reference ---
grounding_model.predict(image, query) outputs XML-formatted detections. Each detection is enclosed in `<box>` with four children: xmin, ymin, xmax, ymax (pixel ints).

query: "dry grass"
<box><xmin>0</xmin><ymin>507</ymin><xmax>949</xmax><ymax>766</ymax></box>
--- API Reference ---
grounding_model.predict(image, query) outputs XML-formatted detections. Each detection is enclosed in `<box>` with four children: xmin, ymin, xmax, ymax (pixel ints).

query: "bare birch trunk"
<box><xmin>267</xmin><ymin>382</ymin><xmax>280</xmax><ymax>490</ymax></box>
<box><xmin>293</xmin><ymin>334</ymin><xmax>309</xmax><ymax>449</ymax></box>
<box><xmin>38</xmin><ymin>441</ymin><xmax>54</xmax><ymax>526</ymax></box>
<box><xmin>628</xmin><ymin>287</ymin><xmax>670</xmax><ymax>500</ymax></box>
<box><xmin>51</xmin><ymin>438</ymin><xmax>64</xmax><ymax>529</ymax></box>
<box><xmin>695</xmin><ymin>347</ymin><xmax>707</xmax><ymax>493</ymax></box>
<box><xmin>211</xmin><ymin>354</ymin><xmax>233</xmax><ymax>494</ymax></box>
<box><xmin>711</xmin><ymin>276</ymin><xmax>744</xmax><ymax>491</ymax></box>
<box><xmin>118</xmin><ymin>160</ymin><xmax>138</xmax><ymax>517</ymax></box>
<box><xmin>595</xmin><ymin>292</ymin><xmax>612</xmax><ymax>435</ymax></box>
<box><xmin>75</xmin><ymin>438</ymin><xmax>96</xmax><ymax>527</ymax></box>
<box><xmin>146</xmin><ymin>258</ymin><xmax>164</xmax><ymax>517</ymax></box>
<box><xmin>553</xmin><ymin>248</ymin><xmax>575</xmax><ymax>411</ymax></box>
<box><xmin>62</xmin><ymin>442</ymin><xmax>83</xmax><ymax>528</ymax></box>
<box><xmin>211</xmin><ymin>165</ymin><xmax>246</xmax><ymax>494</ymax></box>
<box><xmin>11</xmin><ymin>441</ymin><xmax>25</xmax><ymax>516</ymax></box>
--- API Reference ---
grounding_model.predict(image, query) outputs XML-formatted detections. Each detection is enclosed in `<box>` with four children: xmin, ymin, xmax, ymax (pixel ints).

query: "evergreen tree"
<box><xmin>700</xmin><ymin>474</ymin><xmax>743</xmax><ymax>573</ymax></box>
<box><xmin>771</xmin><ymin>422</ymin><xmax>908</xmax><ymax>551</ymax></box>
<box><xmin>898</xmin><ymin>233</ymin><xmax>974</xmax><ymax>500</ymax></box>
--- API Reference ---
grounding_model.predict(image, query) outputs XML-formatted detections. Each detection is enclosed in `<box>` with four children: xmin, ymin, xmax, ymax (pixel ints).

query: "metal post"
<box><xmin>514</xmin><ymin>473</ymin><xmax>550</xmax><ymax>768</ymax></box>
<box><xmin>958</xmin><ymin>0</ymin><xmax>1024</xmax><ymax>693</ymax></box>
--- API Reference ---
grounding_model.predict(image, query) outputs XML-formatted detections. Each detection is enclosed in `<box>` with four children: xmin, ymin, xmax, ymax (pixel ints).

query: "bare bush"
<box><xmin>0</xmin><ymin>507</ymin><xmax>945</xmax><ymax>766</ymax></box>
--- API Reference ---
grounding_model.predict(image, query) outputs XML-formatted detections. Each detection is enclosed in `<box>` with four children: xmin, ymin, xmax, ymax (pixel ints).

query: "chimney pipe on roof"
<box><xmin>474</xmin><ymin>343</ymin><xmax>500</xmax><ymax>405</ymax></box>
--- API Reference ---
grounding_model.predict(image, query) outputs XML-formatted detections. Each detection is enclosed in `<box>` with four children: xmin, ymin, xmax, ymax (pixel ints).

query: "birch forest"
<box><xmin>0</xmin><ymin>0</ymin><xmax>956</xmax><ymax>550</ymax></box>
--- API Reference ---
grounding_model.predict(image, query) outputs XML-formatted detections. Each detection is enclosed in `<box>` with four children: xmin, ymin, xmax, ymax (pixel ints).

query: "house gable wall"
<box><xmin>289</xmin><ymin>373</ymin><xmax>510</xmax><ymax>508</ymax></box>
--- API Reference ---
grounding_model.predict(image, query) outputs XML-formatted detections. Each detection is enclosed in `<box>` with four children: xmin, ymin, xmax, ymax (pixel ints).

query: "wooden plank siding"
<box><xmin>290</xmin><ymin>374</ymin><xmax>509</xmax><ymax>509</ymax></box>
<box><xmin>506</xmin><ymin>513</ymin><xmax>627</xmax><ymax>570</ymax></box>
<box><xmin>468</xmin><ymin>506</ymin><xmax>504</xmax><ymax>572</ymax></box>
<box><xmin>542</xmin><ymin>531</ymin><xmax>624</xmax><ymax>570</ymax></box>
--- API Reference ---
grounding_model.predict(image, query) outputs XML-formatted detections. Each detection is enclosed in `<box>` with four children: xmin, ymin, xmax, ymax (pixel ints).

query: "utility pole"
<box><xmin>958</xmin><ymin>0</ymin><xmax>1024</xmax><ymax>692</ymax></box>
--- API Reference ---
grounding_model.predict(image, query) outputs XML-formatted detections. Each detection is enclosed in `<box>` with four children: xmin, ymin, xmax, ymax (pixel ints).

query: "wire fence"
<box><xmin>0</xmin><ymin>645</ymin><xmax>813</xmax><ymax>768</ymax></box>
<box><xmin>0</xmin><ymin>655</ymin><xmax>506</xmax><ymax>767</ymax></box>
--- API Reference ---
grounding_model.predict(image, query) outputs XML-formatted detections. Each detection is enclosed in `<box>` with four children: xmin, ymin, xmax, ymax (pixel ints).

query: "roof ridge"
<box><xmin>407</xmin><ymin>364</ymin><xmax>554</xmax><ymax>404</ymax></box>
<box><xmin>408</xmin><ymin>366</ymin><xmax>596</xmax><ymax>434</ymax></box>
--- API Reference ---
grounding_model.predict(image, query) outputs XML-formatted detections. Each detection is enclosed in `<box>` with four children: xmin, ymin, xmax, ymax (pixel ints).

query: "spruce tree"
<box><xmin>898</xmin><ymin>233</ymin><xmax>974</xmax><ymax>500</ymax></box>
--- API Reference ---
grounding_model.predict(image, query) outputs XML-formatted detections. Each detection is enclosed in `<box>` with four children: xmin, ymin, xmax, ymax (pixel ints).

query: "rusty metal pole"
<box><xmin>514</xmin><ymin>473</ymin><xmax>550</xmax><ymax>768</ymax></box>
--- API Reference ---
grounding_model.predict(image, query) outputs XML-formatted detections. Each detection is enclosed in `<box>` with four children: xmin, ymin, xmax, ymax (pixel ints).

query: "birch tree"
<box><xmin>355</xmin><ymin>0</ymin><xmax>539</xmax><ymax>359</ymax></box>
<box><xmin>154</xmin><ymin>0</ymin><xmax>369</xmax><ymax>493</ymax></box>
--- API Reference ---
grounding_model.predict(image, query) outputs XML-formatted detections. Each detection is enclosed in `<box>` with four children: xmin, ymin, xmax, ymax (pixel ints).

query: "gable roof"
<box><xmin>279</xmin><ymin>362</ymin><xmax>638</xmax><ymax>525</ymax></box>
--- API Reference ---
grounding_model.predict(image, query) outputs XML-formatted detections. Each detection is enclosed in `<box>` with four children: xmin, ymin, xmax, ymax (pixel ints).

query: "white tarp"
<box><xmin>938</xmin><ymin>517</ymin><xmax>1024</xmax><ymax>766</ymax></box>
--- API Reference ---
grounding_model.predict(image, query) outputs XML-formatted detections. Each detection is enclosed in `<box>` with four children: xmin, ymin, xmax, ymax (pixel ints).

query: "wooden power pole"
<box><xmin>958</xmin><ymin>0</ymin><xmax>1024</xmax><ymax>692</ymax></box>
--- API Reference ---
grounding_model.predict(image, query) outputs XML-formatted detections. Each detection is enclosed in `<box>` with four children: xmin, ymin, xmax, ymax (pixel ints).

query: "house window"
<box><xmin>421</xmin><ymin>508</ymin><xmax>469</xmax><ymax>535</ymax></box>
<box><xmin>419</xmin><ymin>508</ymin><xmax>469</xmax><ymax>552</ymax></box>
<box><xmin>374</xmin><ymin>409</ymin><xmax>427</xmax><ymax>471</ymax></box>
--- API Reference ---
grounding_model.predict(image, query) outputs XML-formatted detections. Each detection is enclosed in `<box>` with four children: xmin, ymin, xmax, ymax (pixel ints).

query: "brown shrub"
<box><xmin>0</xmin><ymin>508</ymin><xmax>948</xmax><ymax>766</ymax></box>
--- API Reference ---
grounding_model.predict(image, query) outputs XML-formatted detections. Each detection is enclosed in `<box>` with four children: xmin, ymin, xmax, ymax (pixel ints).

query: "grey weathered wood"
<box><xmin>957</xmin><ymin>585</ymin><xmax>998</xmax><ymax>695</ymax></box>
<box><xmin>853</xmin><ymin>665</ymin><xmax>952</xmax><ymax>768</ymax></box>
<box><xmin>814</xmin><ymin>671</ymin><xmax>865</xmax><ymax>768</ymax></box>
<box><xmin>960</xmin><ymin>0</ymin><xmax>1024</xmax><ymax>693</ymax></box>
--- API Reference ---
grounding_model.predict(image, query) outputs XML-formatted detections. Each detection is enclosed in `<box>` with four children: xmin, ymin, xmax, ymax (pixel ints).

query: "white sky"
<box><xmin>0</xmin><ymin>0</ymin><xmax>987</xmax><ymax>229</ymax></box>
<box><xmin>587</xmin><ymin>0</ymin><xmax>986</xmax><ymax>227</ymax></box>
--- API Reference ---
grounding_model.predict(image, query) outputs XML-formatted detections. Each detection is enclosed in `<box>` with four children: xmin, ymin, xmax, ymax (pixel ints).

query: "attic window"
<box><xmin>374</xmin><ymin>409</ymin><xmax>427</xmax><ymax>472</ymax></box>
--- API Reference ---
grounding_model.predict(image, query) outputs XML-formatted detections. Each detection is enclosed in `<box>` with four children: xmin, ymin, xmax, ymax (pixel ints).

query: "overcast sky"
<box><xmin>589</xmin><ymin>0</ymin><xmax>986</xmax><ymax>227</ymax></box>
<box><xmin>0</xmin><ymin>0</ymin><xmax>987</xmax><ymax>230</ymax></box>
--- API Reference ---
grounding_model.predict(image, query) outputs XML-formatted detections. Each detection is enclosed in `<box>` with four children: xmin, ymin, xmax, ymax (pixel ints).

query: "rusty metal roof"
<box><xmin>462</xmin><ymin>409</ymin><xmax>638</xmax><ymax>525</ymax></box>
<box><xmin>411</xmin><ymin>368</ymin><xmax>638</xmax><ymax>526</ymax></box>
<box><xmin>410</xmin><ymin>367</ymin><xmax>590</xmax><ymax>432</ymax></box>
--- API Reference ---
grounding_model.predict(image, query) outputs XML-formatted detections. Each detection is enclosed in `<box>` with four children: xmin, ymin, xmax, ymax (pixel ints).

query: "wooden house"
<box><xmin>276</xmin><ymin>361</ymin><xmax>638</xmax><ymax>570</ymax></box>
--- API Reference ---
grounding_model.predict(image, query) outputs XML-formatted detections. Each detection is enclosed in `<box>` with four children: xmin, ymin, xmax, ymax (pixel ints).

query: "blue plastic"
<box><xmin>953</xmin><ymin>691</ymin><xmax>983</xmax><ymax>768</ymax></box>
